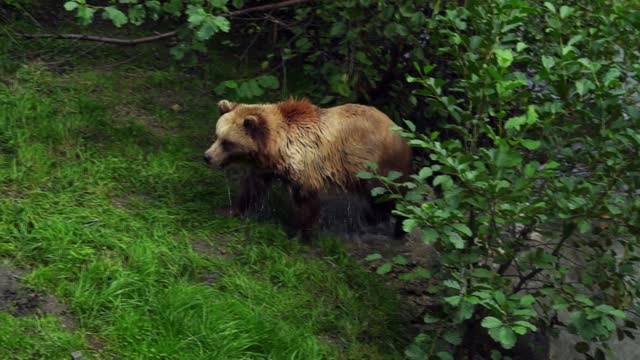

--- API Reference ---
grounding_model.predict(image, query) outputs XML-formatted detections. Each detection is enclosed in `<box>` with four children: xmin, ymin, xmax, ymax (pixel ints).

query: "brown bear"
<box><xmin>203</xmin><ymin>98</ymin><xmax>412</xmax><ymax>242</ymax></box>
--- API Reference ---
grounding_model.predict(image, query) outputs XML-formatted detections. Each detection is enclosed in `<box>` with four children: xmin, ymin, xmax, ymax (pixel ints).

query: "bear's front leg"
<box><xmin>219</xmin><ymin>169</ymin><xmax>274</xmax><ymax>217</ymax></box>
<box><xmin>290</xmin><ymin>188</ymin><xmax>320</xmax><ymax>244</ymax></box>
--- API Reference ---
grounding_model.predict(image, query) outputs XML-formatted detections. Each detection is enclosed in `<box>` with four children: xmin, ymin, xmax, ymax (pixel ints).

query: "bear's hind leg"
<box><xmin>369</xmin><ymin>197</ymin><xmax>407</xmax><ymax>239</ymax></box>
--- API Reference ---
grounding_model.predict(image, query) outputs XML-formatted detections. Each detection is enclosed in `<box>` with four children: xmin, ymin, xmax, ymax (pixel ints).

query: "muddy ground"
<box><xmin>0</xmin><ymin>264</ymin><xmax>77</xmax><ymax>331</ymax></box>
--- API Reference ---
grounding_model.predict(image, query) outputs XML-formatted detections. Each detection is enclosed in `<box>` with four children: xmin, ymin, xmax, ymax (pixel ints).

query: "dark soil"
<box><xmin>0</xmin><ymin>265</ymin><xmax>77</xmax><ymax>331</ymax></box>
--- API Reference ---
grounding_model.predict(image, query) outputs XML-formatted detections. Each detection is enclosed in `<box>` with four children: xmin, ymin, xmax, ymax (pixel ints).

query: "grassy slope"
<box><xmin>0</xmin><ymin>53</ymin><xmax>406</xmax><ymax>358</ymax></box>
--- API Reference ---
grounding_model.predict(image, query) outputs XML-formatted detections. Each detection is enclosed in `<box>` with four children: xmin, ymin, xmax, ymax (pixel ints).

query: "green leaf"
<box><xmin>164</xmin><ymin>0</ymin><xmax>183</xmax><ymax>16</ymax></box>
<box><xmin>494</xmin><ymin>291</ymin><xmax>506</xmax><ymax>306</ymax></box>
<box><xmin>447</xmin><ymin>232</ymin><xmax>465</xmax><ymax>249</ymax></box>
<box><xmin>452</xmin><ymin>223</ymin><xmax>472</xmax><ymax>237</ymax></box>
<box><xmin>481</xmin><ymin>316</ymin><xmax>503</xmax><ymax>329</ymax></box>
<box><xmin>128</xmin><ymin>5</ymin><xmax>146</xmax><ymax>26</ymax></box>
<box><xmin>454</xmin><ymin>302</ymin><xmax>475</xmax><ymax>323</ymax></box>
<box><xmin>513</xmin><ymin>308</ymin><xmax>537</xmax><ymax>317</ymax></box>
<box><xmin>609</xmin><ymin>310</ymin><xmax>626</xmax><ymax>319</ymax></box>
<box><xmin>365</xmin><ymin>253</ymin><xmax>383</xmax><ymax>261</ymax></box>
<box><xmin>422</xmin><ymin>64</ymin><xmax>436</xmax><ymax>75</ymax></box>
<box><xmin>577</xmin><ymin>219</ymin><xmax>592</xmax><ymax>234</ymax></box>
<box><xmin>371</xmin><ymin>187</ymin><xmax>386</xmax><ymax>197</ymax></box>
<box><xmin>232</xmin><ymin>0</ymin><xmax>244</xmax><ymax>8</ymax></box>
<box><xmin>544</xmin><ymin>161</ymin><xmax>560</xmax><ymax>170</ymax></box>
<box><xmin>403</xmin><ymin>218</ymin><xmax>417</xmax><ymax>233</ymax></box>
<box><xmin>295</xmin><ymin>37</ymin><xmax>311</xmax><ymax>51</ymax></box>
<box><xmin>526</xmin><ymin>105</ymin><xmax>538</xmax><ymax>124</ymax></box>
<box><xmin>443</xmin><ymin>279</ymin><xmax>461</xmax><ymax>290</ymax></box>
<box><xmin>357</xmin><ymin>172</ymin><xmax>374</xmax><ymax>179</ymax></box>
<box><xmin>496</xmin><ymin>147</ymin><xmax>522</xmax><ymax>168</ymax></box>
<box><xmin>471</xmin><ymin>268</ymin><xmax>494</xmax><ymax>278</ymax></box>
<box><xmin>104</xmin><ymin>6</ymin><xmax>128</xmax><ymax>27</ymax></box>
<box><xmin>494</xmin><ymin>48</ymin><xmax>514</xmax><ymax>68</ymax></box>
<box><xmin>330</xmin><ymin>22</ymin><xmax>346</xmax><ymax>36</ymax></box>
<box><xmin>521</xmin><ymin>139</ymin><xmax>541</xmax><ymax>150</ymax></box>
<box><xmin>514</xmin><ymin>320</ymin><xmax>537</xmax><ymax>331</ymax></box>
<box><xmin>433</xmin><ymin>175</ymin><xmax>453</xmax><ymax>189</ymax></box>
<box><xmin>444</xmin><ymin>295</ymin><xmax>462</xmax><ymax>306</ymax></box>
<box><xmin>76</xmin><ymin>5</ymin><xmax>96</xmax><ymax>25</ymax></box>
<box><xmin>64</xmin><ymin>1</ymin><xmax>78</xmax><ymax>11</ymax></box>
<box><xmin>187</xmin><ymin>6</ymin><xmax>206</xmax><ymax>26</ymax></box>
<box><xmin>559</xmin><ymin>5</ymin><xmax>573</xmax><ymax>19</ymax></box>
<box><xmin>575</xmin><ymin>79</ymin><xmax>595</xmax><ymax>96</ymax></box>
<box><xmin>505</xmin><ymin>115</ymin><xmax>526</xmax><ymax>130</ymax></box>
<box><xmin>213</xmin><ymin>16</ymin><xmax>231</xmax><ymax>32</ymax></box>
<box><xmin>404</xmin><ymin>120</ymin><xmax>417</xmax><ymax>132</ymax></box>
<box><xmin>376</xmin><ymin>263</ymin><xmax>392</xmax><ymax>275</ymax></box>
<box><xmin>392</xmin><ymin>255</ymin><xmax>408</xmax><ymax>265</ymax></box>
<box><xmin>418</xmin><ymin>167</ymin><xmax>433</xmax><ymax>180</ymax></box>
<box><xmin>443</xmin><ymin>330</ymin><xmax>462</xmax><ymax>345</ymax></box>
<box><xmin>603</xmin><ymin>68</ymin><xmax>622</xmax><ymax>86</ymax></box>
<box><xmin>422</xmin><ymin>228</ymin><xmax>438</xmax><ymax>244</ymax></box>
<box><xmin>524</xmin><ymin>162</ymin><xmax>537</xmax><ymax>178</ymax></box>
<box><xmin>424</xmin><ymin>313</ymin><xmax>440</xmax><ymax>324</ymax></box>
<box><xmin>575</xmin><ymin>295</ymin><xmax>594</xmax><ymax>306</ymax></box>
<box><xmin>210</xmin><ymin>0</ymin><xmax>228</xmax><ymax>8</ymax></box>
<box><xmin>513</xmin><ymin>326</ymin><xmax>527</xmax><ymax>335</ymax></box>
<box><xmin>256</xmin><ymin>75</ymin><xmax>279</xmax><ymax>89</ymax></box>
<box><xmin>405</xmin><ymin>345</ymin><xmax>427</xmax><ymax>360</ymax></box>
<box><xmin>489</xmin><ymin>326</ymin><xmax>517</xmax><ymax>349</ymax></box>
<box><xmin>596</xmin><ymin>305</ymin><xmax>626</xmax><ymax>318</ymax></box>
<box><xmin>169</xmin><ymin>44</ymin><xmax>186</xmax><ymax>60</ymax></box>
<box><xmin>437</xmin><ymin>352</ymin><xmax>454</xmax><ymax>360</ymax></box>
<box><xmin>544</xmin><ymin>2</ymin><xmax>557</xmax><ymax>13</ymax></box>
<box><xmin>399</xmin><ymin>267</ymin><xmax>432</xmax><ymax>280</ymax></box>
<box><xmin>516</xmin><ymin>42</ymin><xmax>527</xmax><ymax>52</ymax></box>
<box><xmin>519</xmin><ymin>294</ymin><xmax>536</xmax><ymax>306</ymax></box>
<box><xmin>542</xmin><ymin>55</ymin><xmax>556</xmax><ymax>70</ymax></box>
<box><xmin>387</xmin><ymin>171</ymin><xmax>402</xmax><ymax>181</ymax></box>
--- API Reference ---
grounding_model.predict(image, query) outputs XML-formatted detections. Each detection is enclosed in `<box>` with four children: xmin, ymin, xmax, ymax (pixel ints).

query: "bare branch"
<box><xmin>512</xmin><ymin>223</ymin><xmax>576</xmax><ymax>293</ymax></box>
<box><xmin>229</xmin><ymin>0</ymin><xmax>312</xmax><ymax>17</ymax></box>
<box><xmin>18</xmin><ymin>0</ymin><xmax>313</xmax><ymax>46</ymax></box>
<box><xmin>19</xmin><ymin>31</ymin><xmax>178</xmax><ymax>46</ymax></box>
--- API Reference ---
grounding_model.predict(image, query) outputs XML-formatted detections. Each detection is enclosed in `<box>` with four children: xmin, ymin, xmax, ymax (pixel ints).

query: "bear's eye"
<box><xmin>222</xmin><ymin>140</ymin><xmax>234</xmax><ymax>151</ymax></box>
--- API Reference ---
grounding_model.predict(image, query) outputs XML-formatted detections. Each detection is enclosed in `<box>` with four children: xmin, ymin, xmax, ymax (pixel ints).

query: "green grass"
<box><xmin>0</xmin><ymin>59</ymin><xmax>406</xmax><ymax>359</ymax></box>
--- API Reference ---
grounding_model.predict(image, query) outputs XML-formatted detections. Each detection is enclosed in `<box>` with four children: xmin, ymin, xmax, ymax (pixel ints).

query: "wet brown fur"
<box><xmin>204</xmin><ymin>98</ymin><xmax>413</xmax><ymax>241</ymax></box>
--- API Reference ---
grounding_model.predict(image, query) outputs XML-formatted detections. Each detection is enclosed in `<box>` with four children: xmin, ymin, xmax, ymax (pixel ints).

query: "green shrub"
<box><xmin>361</xmin><ymin>1</ymin><xmax>640</xmax><ymax>358</ymax></box>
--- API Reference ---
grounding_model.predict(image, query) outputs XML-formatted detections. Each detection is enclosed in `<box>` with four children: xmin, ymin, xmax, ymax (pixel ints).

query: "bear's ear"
<box><xmin>243</xmin><ymin>115</ymin><xmax>268</xmax><ymax>145</ymax></box>
<box><xmin>243</xmin><ymin>115</ymin><xmax>258</xmax><ymax>131</ymax></box>
<box><xmin>218</xmin><ymin>100</ymin><xmax>238</xmax><ymax>115</ymax></box>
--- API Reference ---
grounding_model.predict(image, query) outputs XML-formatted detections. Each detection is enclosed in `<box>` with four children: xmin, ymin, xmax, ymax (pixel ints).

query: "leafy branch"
<box><xmin>18</xmin><ymin>0</ymin><xmax>314</xmax><ymax>46</ymax></box>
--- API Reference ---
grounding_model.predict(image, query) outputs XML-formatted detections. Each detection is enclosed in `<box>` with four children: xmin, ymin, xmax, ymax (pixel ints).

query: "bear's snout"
<box><xmin>203</xmin><ymin>149</ymin><xmax>229</xmax><ymax>169</ymax></box>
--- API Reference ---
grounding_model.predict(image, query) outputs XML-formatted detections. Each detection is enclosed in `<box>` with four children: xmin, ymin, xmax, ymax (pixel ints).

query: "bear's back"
<box><xmin>315</xmin><ymin>104</ymin><xmax>412</xmax><ymax>187</ymax></box>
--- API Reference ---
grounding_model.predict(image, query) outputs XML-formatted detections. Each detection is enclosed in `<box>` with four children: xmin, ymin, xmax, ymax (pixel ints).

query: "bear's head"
<box><xmin>203</xmin><ymin>100</ymin><xmax>270</xmax><ymax>168</ymax></box>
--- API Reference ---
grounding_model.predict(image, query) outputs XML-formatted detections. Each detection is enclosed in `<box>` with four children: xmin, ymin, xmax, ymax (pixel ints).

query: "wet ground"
<box><xmin>0</xmin><ymin>264</ymin><xmax>77</xmax><ymax>331</ymax></box>
<box><xmin>240</xmin><ymin>181</ymin><xmax>442</xmax><ymax>335</ymax></box>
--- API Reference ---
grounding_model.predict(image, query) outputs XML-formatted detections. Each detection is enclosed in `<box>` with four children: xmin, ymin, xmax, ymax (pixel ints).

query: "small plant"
<box><xmin>360</xmin><ymin>1</ymin><xmax>640</xmax><ymax>358</ymax></box>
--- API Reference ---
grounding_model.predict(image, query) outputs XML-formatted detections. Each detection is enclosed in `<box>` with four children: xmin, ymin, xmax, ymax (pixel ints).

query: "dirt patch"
<box><xmin>111</xmin><ymin>193</ymin><xmax>152</xmax><ymax>209</ymax></box>
<box><xmin>112</xmin><ymin>104</ymin><xmax>175</xmax><ymax>138</ymax></box>
<box><xmin>0</xmin><ymin>265</ymin><xmax>78</xmax><ymax>331</ymax></box>
<box><xmin>191</xmin><ymin>238</ymin><xmax>233</xmax><ymax>260</ymax></box>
